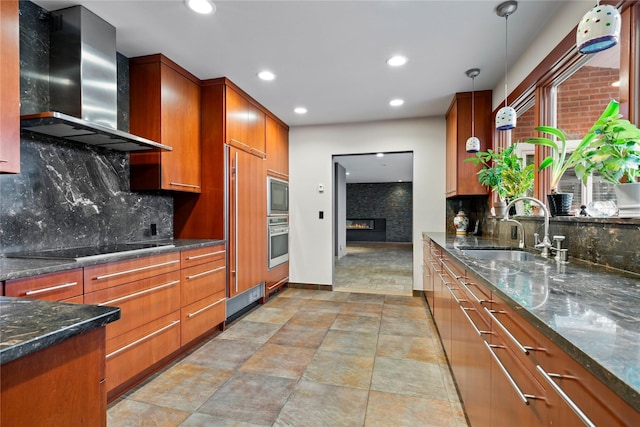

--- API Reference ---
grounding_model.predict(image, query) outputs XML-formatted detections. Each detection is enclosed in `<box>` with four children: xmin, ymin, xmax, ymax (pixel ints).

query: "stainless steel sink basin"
<box><xmin>462</xmin><ymin>249</ymin><xmax>537</xmax><ymax>262</ymax></box>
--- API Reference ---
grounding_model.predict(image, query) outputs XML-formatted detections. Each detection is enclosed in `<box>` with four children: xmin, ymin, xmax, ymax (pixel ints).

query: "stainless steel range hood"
<box><xmin>20</xmin><ymin>6</ymin><xmax>171</xmax><ymax>152</ymax></box>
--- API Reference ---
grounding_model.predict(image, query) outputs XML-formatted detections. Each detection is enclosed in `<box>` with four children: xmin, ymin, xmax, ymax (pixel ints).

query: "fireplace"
<box><xmin>346</xmin><ymin>218</ymin><xmax>387</xmax><ymax>242</ymax></box>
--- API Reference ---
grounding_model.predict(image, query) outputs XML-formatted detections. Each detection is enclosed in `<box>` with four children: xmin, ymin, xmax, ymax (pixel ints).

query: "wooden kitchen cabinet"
<box><xmin>265</xmin><ymin>115</ymin><xmax>289</xmax><ymax>179</ymax></box>
<box><xmin>1</xmin><ymin>327</ymin><xmax>107</xmax><ymax>426</ymax></box>
<box><xmin>445</xmin><ymin>91</ymin><xmax>492</xmax><ymax>197</ymax></box>
<box><xmin>180</xmin><ymin>245</ymin><xmax>227</xmax><ymax>344</ymax></box>
<box><xmin>0</xmin><ymin>0</ymin><xmax>20</xmax><ymax>174</ymax></box>
<box><xmin>425</xmin><ymin>236</ymin><xmax>640</xmax><ymax>427</ymax></box>
<box><xmin>129</xmin><ymin>54</ymin><xmax>201</xmax><ymax>193</ymax></box>
<box><xmin>83</xmin><ymin>252</ymin><xmax>182</xmax><ymax>397</ymax></box>
<box><xmin>4</xmin><ymin>268</ymin><xmax>83</xmax><ymax>302</ymax></box>
<box><xmin>226</xmin><ymin>86</ymin><xmax>266</xmax><ymax>155</ymax></box>
<box><xmin>83</xmin><ymin>270</ymin><xmax>181</xmax><ymax>342</ymax></box>
<box><xmin>228</xmin><ymin>146</ymin><xmax>267</xmax><ymax>298</ymax></box>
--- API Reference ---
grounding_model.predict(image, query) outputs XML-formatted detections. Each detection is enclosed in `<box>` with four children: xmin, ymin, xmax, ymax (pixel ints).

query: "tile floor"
<box><xmin>334</xmin><ymin>242</ymin><xmax>413</xmax><ymax>295</ymax></box>
<box><xmin>107</xmin><ymin>288</ymin><xmax>468</xmax><ymax>426</ymax></box>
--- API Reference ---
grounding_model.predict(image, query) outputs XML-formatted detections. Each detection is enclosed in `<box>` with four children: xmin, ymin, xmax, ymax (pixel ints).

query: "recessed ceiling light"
<box><xmin>258</xmin><ymin>70</ymin><xmax>276</xmax><ymax>81</ymax></box>
<box><xmin>376</xmin><ymin>153</ymin><xmax>384</xmax><ymax>158</ymax></box>
<box><xmin>346</xmin><ymin>172</ymin><xmax>350</xmax><ymax>175</ymax></box>
<box><xmin>389</xmin><ymin>99</ymin><xmax>404</xmax><ymax>107</ymax></box>
<box><xmin>294</xmin><ymin>107</ymin><xmax>307</xmax><ymax>114</ymax></box>
<box><xmin>386</xmin><ymin>55</ymin><xmax>408</xmax><ymax>67</ymax></box>
<box><xmin>185</xmin><ymin>0</ymin><xmax>216</xmax><ymax>14</ymax></box>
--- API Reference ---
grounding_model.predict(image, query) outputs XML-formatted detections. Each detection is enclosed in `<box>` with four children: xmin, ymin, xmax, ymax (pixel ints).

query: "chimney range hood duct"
<box><xmin>20</xmin><ymin>6</ymin><xmax>171</xmax><ymax>152</ymax></box>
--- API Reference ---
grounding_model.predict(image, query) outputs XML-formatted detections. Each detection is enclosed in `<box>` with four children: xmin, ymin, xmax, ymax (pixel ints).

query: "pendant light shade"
<box><xmin>465</xmin><ymin>68</ymin><xmax>481</xmax><ymax>153</ymax></box>
<box><xmin>495</xmin><ymin>1</ymin><xmax>517</xmax><ymax>131</ymax></box>
<box><xmin>577</xmin><ymin>3</ymin><xmax>621</xmax><ymax>55</ymax></box>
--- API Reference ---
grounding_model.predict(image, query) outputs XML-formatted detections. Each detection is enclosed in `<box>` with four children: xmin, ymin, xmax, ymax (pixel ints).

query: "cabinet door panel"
<box><xmin>226</xmin><ymin>87</ymin><xmax>248</xmax><ymax>147</ymax></box>
<box><xmin>181</xmin><ymin>291</ymin><xmax>226</xmax><ymax>345</ymax></box>
<box><xmin>160</xmin><ymin>64</ymin><xmax>201</xmax><ymax>191</ymax></box>
<box><xmin>181</xmin><ymin>259</ymin><xmax>226</xmax><ymax>306</ymax></box>
<box><xmin>181</xmin><ymin>244</ymin><xmax>226</xmax><ymax>269</ymax></box>
<box><xmin>84</xmin><ymin>252</ymin><xmax>181</xmax><ymax>292</ymax></box>
<box><xmin>0</xmin><ymin>0</ymin><xmax>20</xmax><ymax>174</ymax></box>
<box><xmin>105</xmin><ymin>312</ymin><xmax>181</xmax><ymax>393</ymax></box>
<box><xmin>228</xmin><ymin>148</ymin><xmax>266</xmax><ymax>298</ymax></box>
<box><xmin>83</xmin><ymin>271</ymin><xmax>181</xmax><ymax>341</ymax></box>
<box><xmin>5</xmin><ymin>269</ymin><xmax>83</xmax><ymax>301</ymax></box>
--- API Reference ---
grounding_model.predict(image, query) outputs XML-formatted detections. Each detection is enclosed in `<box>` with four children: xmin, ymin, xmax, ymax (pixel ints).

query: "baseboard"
<box><xmin>288</xmin><ymin>282</ymin><xmax>333</xmax><ymax>291</ymax></box>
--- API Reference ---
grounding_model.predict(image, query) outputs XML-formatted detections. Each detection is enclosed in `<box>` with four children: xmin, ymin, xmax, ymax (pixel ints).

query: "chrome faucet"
<box><xmin>504</xmin><ymin>196</ymin><xmax>553</xmax><ymax>257</ymax></box>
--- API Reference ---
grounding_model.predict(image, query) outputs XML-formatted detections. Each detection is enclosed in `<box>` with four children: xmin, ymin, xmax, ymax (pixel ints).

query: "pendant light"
<box><xmin>465</xmin><ymin>68</ymin><xmax>481</xmax><ymax>153</ymax></box>
<box><xmin>577</xmin><ymin>2</ymin><xmax>621</xmax><ymax>55</ymax></box>
<box><xmin>495</xmin><ymin>1</ymin><xmax>517</xmax><ymax>131</ymax></box>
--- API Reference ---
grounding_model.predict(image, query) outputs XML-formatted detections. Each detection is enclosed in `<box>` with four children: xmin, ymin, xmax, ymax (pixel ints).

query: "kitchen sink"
<box><xmin>462</xmin><ymin>249</ymin><xmax>537</xmax><ymax>262</ymax></box>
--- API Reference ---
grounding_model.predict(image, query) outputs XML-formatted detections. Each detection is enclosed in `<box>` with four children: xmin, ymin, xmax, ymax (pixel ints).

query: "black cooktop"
<box><xmin>6</xmin><ymin>241</ymin><xmax>175</xmax><ymax>261</ymax></box>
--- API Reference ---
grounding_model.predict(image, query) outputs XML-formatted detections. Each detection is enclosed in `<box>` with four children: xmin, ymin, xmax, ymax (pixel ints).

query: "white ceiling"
<box><xmin>30</xmin><ymin>0</ymin><xmax>569</xmax><ymax>184</ymax></box>
<box><xmin>32</xmin><ymin>0</ymin><xmax>566</xmax><ymax>127</ymax></box>
<box><xmin>334</xmin><ymin>152</ymin><xmax>413</xmax><ymax>183</ymax></box>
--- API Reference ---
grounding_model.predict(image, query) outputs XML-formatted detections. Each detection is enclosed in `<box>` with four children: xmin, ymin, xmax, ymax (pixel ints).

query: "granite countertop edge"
<box><xmin>0</xmin><ymin>297</ymin><xmax>121</xmax><ymax>365</ymax></box>
<box><xmin>423</xmin><ymin>231</ymin><xmax>640</xmax><ymax>413</ymax></box>
<box><xmin>0</xmin><ymin>239</ymin><xmax>225</xmax><ymax>282</ymax></box>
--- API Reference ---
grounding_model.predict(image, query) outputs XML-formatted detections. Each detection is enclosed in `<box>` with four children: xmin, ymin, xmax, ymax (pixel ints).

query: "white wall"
<box><xmin>289</xmin><ymin>117</ymin><xmax>446</xmax><ymax>290</ymax></box>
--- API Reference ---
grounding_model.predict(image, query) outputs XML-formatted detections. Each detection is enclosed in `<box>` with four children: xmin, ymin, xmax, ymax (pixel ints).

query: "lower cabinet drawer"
<box><xmin>105</xmin><ymin>312</ymin><xmax>181</xmax><ymax>392</ymax></box>
<box><xmin>4</xmin><ymin>269</ymin><xmax>83</xmax><ymax>301</ymax></box>
<box><xmin>181</xmin><ymin>292</ymin><xmax>226</xmax><ymax>345</ymax></box>
<box><xmin>84</xmin><ymin>271</ymin><xmax>181</xmax><ymax>341</ymax></box>
<box><xmin>181</xmin><ymin>259</ymin><xmax>226</xmax><ymax>306</ymax></box>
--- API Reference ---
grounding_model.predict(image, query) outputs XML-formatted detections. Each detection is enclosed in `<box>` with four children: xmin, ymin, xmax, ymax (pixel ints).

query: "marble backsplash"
<box><xmin>0</xmin><ymin>1</ymin><xmax>173</xmax><ymax>254</ymax></box>
<box><xmin>487</xmin><ymin>216</ymin><xmax>640</xmax><ymax>275</ymax></box>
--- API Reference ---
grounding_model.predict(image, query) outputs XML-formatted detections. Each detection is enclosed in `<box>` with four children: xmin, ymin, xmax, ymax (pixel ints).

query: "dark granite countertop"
<box><xmin>0</xmin><ymin>297</ymin><xmax>120</xmax><ymax>365</ymax></box>
<box><xmin>0</xmin><ymin>239</ymin><xmax>224</xmax><ymax>282</ymax></box>
<box><xmin>424</xmin><ymin>232</ymin><xmax>640</xmax><ymax>412</ymax></box>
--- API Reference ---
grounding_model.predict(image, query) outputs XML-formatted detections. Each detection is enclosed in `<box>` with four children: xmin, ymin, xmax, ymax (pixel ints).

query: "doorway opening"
<box><xmin>332</xmin><ymin>151</ymin><xmax>414</xmax><ymax>295</ymax></box>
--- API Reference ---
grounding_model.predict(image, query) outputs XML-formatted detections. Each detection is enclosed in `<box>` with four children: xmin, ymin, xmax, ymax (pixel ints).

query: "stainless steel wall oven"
<box><xmin>268</xmin><ymin>216</ymin><xmax>289</xmax><ymax>269</ymax></box>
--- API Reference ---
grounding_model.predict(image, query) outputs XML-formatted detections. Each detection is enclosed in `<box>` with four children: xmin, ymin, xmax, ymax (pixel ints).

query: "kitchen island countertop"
<box><xmin>0</xmin><ymin>296</ymin><xmax>120</xmax><ymax>364</ymax></box>
<box><xmin>424</xmin><ymin>231</ymin><xmax>640</xmax><ymax>412</ymax></box>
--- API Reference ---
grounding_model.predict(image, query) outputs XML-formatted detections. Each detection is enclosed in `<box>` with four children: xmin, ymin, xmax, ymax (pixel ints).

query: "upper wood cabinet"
<box><xmin>226</xmin><ymin>86</ymin><xmax>266</xmax><ymax>156</ymax></box>
<box><xmin>445</xmin><ymin>90</ymin><xmax>492</xmax><ymax>197</ymax></box>
<box><xmin>0</xmin><ymin>0</ymin><xmax>20</xmax><ymax>174</ymax></box>
<box><xmin>129</xmin><ymin>54</ymin><xmax>201</xmax><ymax>193</ymax></box>
<box><xmin>265</xmin><ymin>115</ymin><xmax>289</xmax><ymax>179</ymax></box>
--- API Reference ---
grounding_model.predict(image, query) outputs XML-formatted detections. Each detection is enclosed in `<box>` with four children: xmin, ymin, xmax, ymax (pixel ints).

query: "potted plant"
<box><xmin>525</xmin><ymin>100</ymin><xmax>624</xmax><ymax>216</ymax></box>
<box><xmin>573</xmin><ymin>100</ymin><xmax>640</xmax><ymax>217</ymax></box>
<box><xmin>465</xmin><ymin>143</ymin><xmax>534</xmax><ymax>216</ymax></box>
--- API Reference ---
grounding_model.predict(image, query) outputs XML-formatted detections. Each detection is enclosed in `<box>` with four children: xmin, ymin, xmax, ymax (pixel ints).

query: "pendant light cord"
<box><xmin>471</xmin><ymin>76</ymin><xmax>475</xmax><ymax>136</ymax></box>
<box><xmin>504</xmin><ymin>13</ymin><xmax>509</xmax><ymax>109</ymax></box>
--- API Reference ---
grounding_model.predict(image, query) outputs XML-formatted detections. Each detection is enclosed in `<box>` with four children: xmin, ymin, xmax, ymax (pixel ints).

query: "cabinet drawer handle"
<box><xmin>98</xmin><ymin>280</ymin><xmax>179</xmax><ymax>306</ymax></box>
<box><xmin>186</xmin><ymin>266</ymin><xmax>225</xmax><ymax>280</ymax></box>
<box><xmin>170</xmin><ymin>182</ymin><xmax>201</xmax><ymax>189</ymax></box>
<box><xmin>483</xmin><ymin>342</ymin><xmax>541</xmax><ymax>405</ymax></box>
<box><xmin>186</xmin><ymin>250</ymin><xmax>225</xmax><ymax>260</ymax></box>
<box><xmin>187</xmin><ymin>298</ymin><xmax>225</xmax><ymax>318</ymax></box>
<box><xmin>106</xmin><ymin>320</ymin><xmax>180</xmax><ymax>359</ymax></box>
<box><xmin>535</xmin><ymin>365</ymin><xmax>595</xmax><ymax>427</ymax></box>
<box><xmin>484</xmin><ymin>307</ymin><xmax>537</xmax><ymax>355</ymax></box>
<box><xmin>459</xmin><ymin>280</ymin><xmax>493</xmax><ymax>304</ymax></box>
<box><xmin>460</xmin><ymin>306</ymin><xmax>491</xmax><ymax>336</ymax></box>
<box><xmin>267</xmin><ymin>276</ymin><xmax>289</xmax><ymax>290</ymax></box>
<box><xmin>445</xmin><ymin>283</ymin><xmax>466</xmax><ymax>304</ymax></box>
<box><xmin>229</xmin><ymin>138</ymin><xmax>250</xmax><ymax>148</ymax></box>
<box><xmin>24</xmin><ymin>281</ymin><xmax>78</xmax><ymax>296</ymax></box>
<box><xmin>0</xmin><ymin>159</ymin><xmax>8</xmax><ymax>163</ymax></box>
<box><xmin>441</xmin><ymin>259</ymin><xmax>462</xmax><ymax>280</ymax></box>
<box><xmin>437</xmin><ymin>273</ymin><xmax>451</xmax><ymax>287</ymax></box>
<box><xmin>94</xmin><ymin>259</ymin><xmax>179</xmax><ymax>280</ymax></box>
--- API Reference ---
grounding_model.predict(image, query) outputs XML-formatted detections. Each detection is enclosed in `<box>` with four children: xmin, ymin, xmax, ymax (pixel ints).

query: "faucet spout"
<box><xmin>504</xmin><ymin>197</ymin><xmax>552</xmax><ymax>257</ymax></box>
